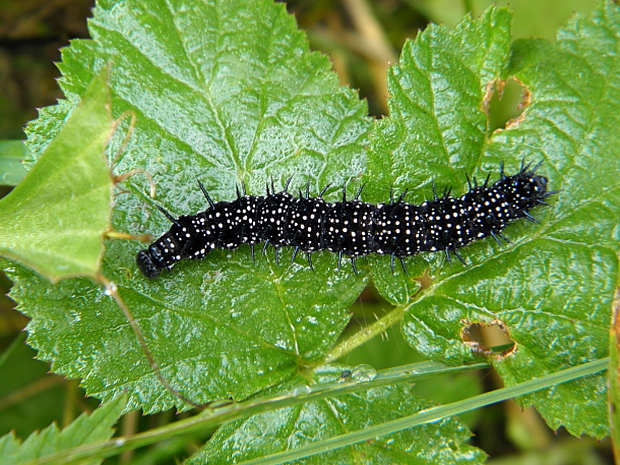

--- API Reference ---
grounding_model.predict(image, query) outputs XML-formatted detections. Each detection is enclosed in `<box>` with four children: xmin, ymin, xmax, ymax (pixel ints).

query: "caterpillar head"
<box><xmin>136</xmin><ymin>249</ymin><xmax>162</xmax><ymax>279</ymax></box>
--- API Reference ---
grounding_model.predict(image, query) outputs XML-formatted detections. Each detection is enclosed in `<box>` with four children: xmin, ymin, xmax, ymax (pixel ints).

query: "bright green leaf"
<box><xmin>0</xmin><ymin>393</ymin><xmax>125</xmax><ymax>465</ymax></box>
<box><xmin>0</xmin><ymin>67</ymin><xmax>114</xmax><ymax>281</ymax></box>
<box><xmin>0</xmin><ymin>141</ymin><xmax>28</xmax><ymax>186</ymax></box>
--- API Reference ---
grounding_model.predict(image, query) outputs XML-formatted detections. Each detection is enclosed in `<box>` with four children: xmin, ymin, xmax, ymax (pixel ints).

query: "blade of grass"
<box><xmin>21</xmin><ymin>360</ymin><xmax>487</xmax><ymax>465</ymax></box>
<box><xmin>238</xmin><ymin>358</ymin><xmax>609</xmax><ymax>465</ymax></box>
<box><xmin>22</xmin><ymin>358</ymin><xmax>607</xmax><ymax>465</ymax></box>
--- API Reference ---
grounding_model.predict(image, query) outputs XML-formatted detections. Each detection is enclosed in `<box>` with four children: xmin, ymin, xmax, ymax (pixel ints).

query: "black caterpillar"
<box><xmin>136</xmin><ymin>162</ymin><xmax>553</xmax><ymax>279</ymax></box>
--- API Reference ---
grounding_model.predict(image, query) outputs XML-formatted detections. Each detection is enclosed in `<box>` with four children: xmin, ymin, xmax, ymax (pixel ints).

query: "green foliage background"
<box><xmin>0</xmin><ymin>0</ymin><xmax>618</xmax><ymax>463</ymax></box>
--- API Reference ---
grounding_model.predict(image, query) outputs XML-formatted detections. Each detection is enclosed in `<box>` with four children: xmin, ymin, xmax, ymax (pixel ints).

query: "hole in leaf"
<box><xmin>483</xmin><ymin>78</ymin><xmax>530</xmax><ymax>134</ymax></box>
<box><xmin>460</xmin><ymin>319</ymin><xmax>516</xmax><ymax>358</ymax></box>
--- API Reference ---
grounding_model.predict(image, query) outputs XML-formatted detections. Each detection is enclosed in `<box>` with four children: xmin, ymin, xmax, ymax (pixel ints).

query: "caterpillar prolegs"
<box><xmin>136</xmin><ymin>162</ymin><xmax>553</xmax><ymax>279</ymax></box>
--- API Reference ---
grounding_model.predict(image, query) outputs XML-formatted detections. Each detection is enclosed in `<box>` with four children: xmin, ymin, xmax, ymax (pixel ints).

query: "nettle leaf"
<box><xmin>366</xmin><ymin>6</ymin><xmax>514</xmax><ymax>299</ymax></box>
<box><xmin>190</xmin><ymin>368</ymin><xmax>485</xmax><ymax>464</ymax></box>
<box><xmin>12</xmin><ymin>0</ymin><xmax>370</xmax><ymax>414</ymax></box>
<box><xmin>490</xmin><ymin>2</ymin><xmax>619</xmax><ymax>438</ymax></box>
<box><xmin>368</xmin><ymin>3</ymin><xmax>618</xmax><ymax>438</ymax></box>
<box><xmin>7</xmin><ymin>1</ymin><xmax>616</xmax><ymax>462</ymax></box>
<box><xmin>0</xmin><ymin>394</ymin><xmax>125</xmax><ymax>465</ymax></box>
<box><xmin>0</xmin><ymin>67</ymin><xmax>114</xmax><ymax>281</ymax></box>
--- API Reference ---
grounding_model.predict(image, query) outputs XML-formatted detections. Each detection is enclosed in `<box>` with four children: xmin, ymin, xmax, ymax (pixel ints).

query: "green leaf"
<box><xmin>0</xmin><ymin>394</ymin><xmax>125</xmax><ymax>465</ymax></box>
<box><xmin>0</xmin><ymin>67</ymin><xmax>114</xmax><ymax>281</ymax></box>
<box><xmin>7</xmin><ymin>1</ymin><xmax>617</xmax><ymax>462</ymax></box>
<box><xmin>12</xmin><ymin>0</ymin><xmax>371</xmax><ymax>414</ymax></box>
<box><xmin>610</xmin><ymin>257</ymin><xmax>620</xmax><ymax>456</ymax></box>
<box><xmin>365</xmin><ymin>6</ymin><xmax>514</xmax><ymax>287</ymax></box>
<box><xmin>190</xmin><ymin>368</ymin><xmax>485</xmax><ymax>465</ymax></box>
<box><xmin>373</xmin><ymin>2</ymin><xmax>618</xmax><ymax>438</ymax></box>
<box><xmin>0</xmin><ymin>141</ymin><xmax>28</xmax><ymax>186</ymax></box>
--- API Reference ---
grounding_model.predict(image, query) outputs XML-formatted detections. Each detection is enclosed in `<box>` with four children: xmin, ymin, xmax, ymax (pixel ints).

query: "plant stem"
<box><xmin>324</xmin><ymin>304</ymin><xmax>407</xmax><ymax>363</ymax></box>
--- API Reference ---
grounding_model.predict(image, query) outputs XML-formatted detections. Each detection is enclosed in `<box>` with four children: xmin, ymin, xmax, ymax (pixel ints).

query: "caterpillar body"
<box><xmin>136</xmin><ymin>162</ymin><xmax>552</xmax><ymax>279</ymax></box>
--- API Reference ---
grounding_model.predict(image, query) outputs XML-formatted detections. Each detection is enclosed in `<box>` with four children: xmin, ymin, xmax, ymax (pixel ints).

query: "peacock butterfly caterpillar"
<box><xmin>136</xmin><ymin>161</ymin><xmax>554</xmax><ymax>279</ymax></box>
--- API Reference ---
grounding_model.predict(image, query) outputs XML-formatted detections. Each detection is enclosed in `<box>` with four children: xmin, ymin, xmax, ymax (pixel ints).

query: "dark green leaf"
<box><xmin>376</xmin><ymin>3</ymin><xmax>618</xmax><ymax>438</ymax></box>
<box><xmin>12</xmin><ymin>0</ymin><xmax>371</xmax><ymax>414</ymax></box>
<box><xmin>486</xmin><ymin>3</ymin><xmax>619</xmax><ymax>437</ymax></box>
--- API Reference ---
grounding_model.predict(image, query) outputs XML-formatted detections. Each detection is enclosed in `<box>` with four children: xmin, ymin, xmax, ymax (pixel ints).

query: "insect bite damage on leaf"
<box><xmin>460</xmin><ymin>319</ymin><xmax>516</xmax><ymax>358</ymax></box>
<box><xmin>483</xmin><ymin>78</ymin><xmax>531</xmax><ymax>134</ymax></box>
